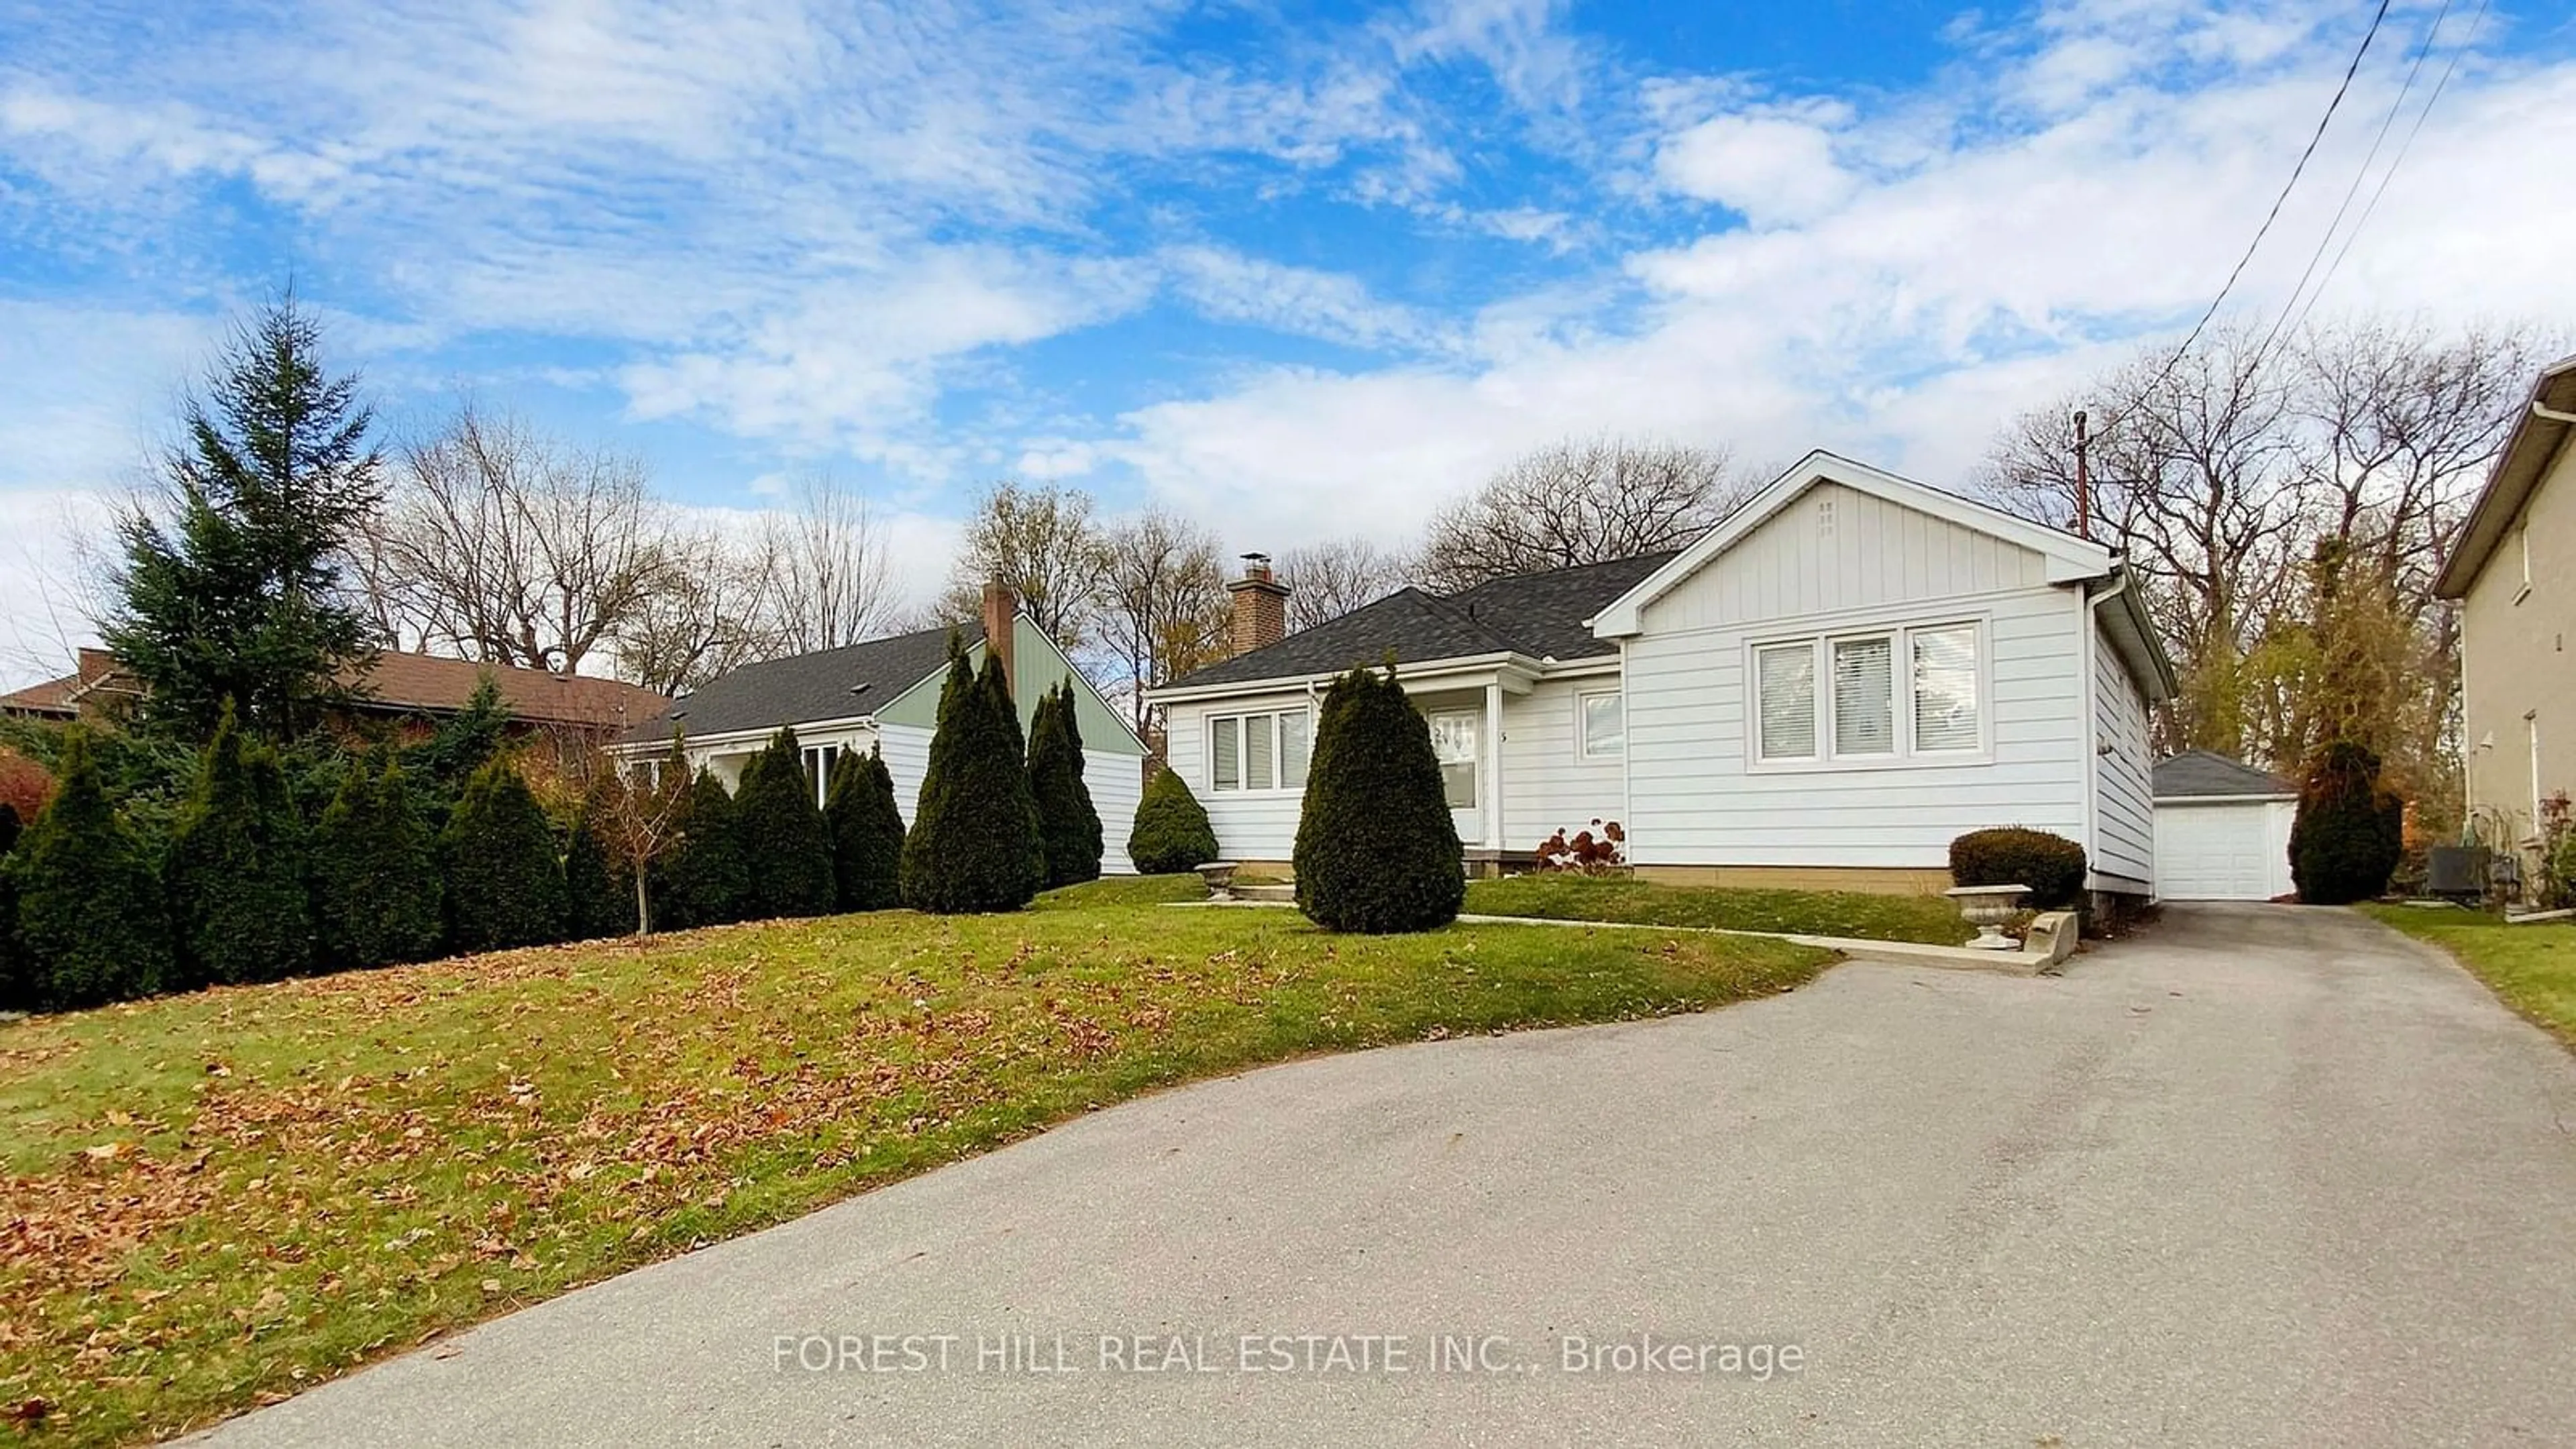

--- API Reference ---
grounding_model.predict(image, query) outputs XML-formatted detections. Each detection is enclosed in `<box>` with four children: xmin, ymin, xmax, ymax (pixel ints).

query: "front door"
<box><xmin>1428</xmin><ymin>710</ymin><xmax>1481</xmax><ymax>845</ymax></box>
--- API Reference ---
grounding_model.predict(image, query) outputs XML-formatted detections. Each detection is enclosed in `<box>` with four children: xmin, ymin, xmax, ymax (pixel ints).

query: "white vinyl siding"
<box><xmin>876</xmin><ymin>723</ymin><xmax>933</xmax><ymax>828</ymax></box>
<box><xmin>1626</xmin><ymin>586</ymin><xmax>2086</xmax><ymax>868</ymax></box>
<box><xmin>879</xmin><ymin>720</ymin><xmax>1141</xmax><ymax>875</ymax></box>
<box><xmin>2092</xmin><ymin>620</ymin><xmax>2155</xmax><ymax>890</ymax></box>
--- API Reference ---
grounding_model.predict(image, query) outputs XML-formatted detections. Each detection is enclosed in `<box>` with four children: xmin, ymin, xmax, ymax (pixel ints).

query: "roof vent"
<box><xmin>849</xmin><ymin>682</ymin><xmax>872</xmax><ymax>696</ymax></box>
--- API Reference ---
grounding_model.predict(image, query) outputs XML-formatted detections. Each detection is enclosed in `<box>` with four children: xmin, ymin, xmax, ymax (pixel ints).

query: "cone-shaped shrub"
<box><xmin>166</xmin><ymin>706</ymin><xmax>313</xmax><ymax>987</ymax></box>
<box><xmin>15</xmin><ymin>730</ymin><xmax>170</xmax><ymax>1008</ymax></box>
<box><xmin>313</xmin><ymin>757</ymin><xmax>443</xmax><ymax>967</ymax></box>
<box><xmin>1293</xmin><ymin>667</ymin><xmax>1464</xmax><ymax>932</ymax></box>
<box><xmin>735</xmin><ymin>727</ymin><xmax>836</xmax><ymax>919</ymax></box>
<box><xmin>439</xmin><ymin>759</ymin><xmax>567</xmax><ymax>953</ymax></box>
<box><xmin>0</xmin><ymin>804</ymin><xmax>28</xmax><ymax>1012</ymax></box>
<box><xmin>826</xmin><ymin>747</ymin><xmax>904</xmax><ymax>911</ymax></box>
<box><xmin>2290</xmin><ymin>740</ymin><xmax>2404</xmax><ymax>905</ymax></box>
<box><xmin>900</xmin><ymin>645</ymin><xmax>1043</xmax><ymax>913</ymax></box>
<box><xmin>1128</xmin><ymin>767</ymin><xmax>1218</xmax><ymax>875</ymax></box>
<box><xmin>1028</xmin><ymin>682</ymin><xmax>1104</xmax><ymax>888</ymax></box>
<box><xmin>562</xmin><ymin>810</ymin><xmax>631</xmax><ymax>941</ymax></box>
<box><xmin>655</xmin><ymin>770</ymin><xmax>749</xmax><ymax>928</ymax></box>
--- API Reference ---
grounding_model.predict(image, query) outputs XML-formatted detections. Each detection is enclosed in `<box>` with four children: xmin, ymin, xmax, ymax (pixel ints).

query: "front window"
<box><xmin>1209</xmin><ymin>710</ymin><xmax>1311</xmax><ymax>792</ymax></box>
<box><xmin>802</xmin><ymin>743</ymin><xmax>843</xmax><ymax>808</ymax></box>
<box><xmin>1429</xmin><ymin>712</ymin><xmax>1479</xmax><ymax>808</ymax></box>
<box><xmin>1580</xmin><ymin>690</ymin><xmax>1624</xmax><ymax>759</ymax></box>
<box><xmin>1754</xmin><ymin>620</ymin><xmax>1984</xmax><ymax>766</ymax></box>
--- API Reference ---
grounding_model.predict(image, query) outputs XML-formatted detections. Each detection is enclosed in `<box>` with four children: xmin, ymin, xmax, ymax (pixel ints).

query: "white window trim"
<box><xmin>1745</xmin><ymin>616</ymin><xmax>1993</xmax><ymax>774</ymax></box>
<box><xmin>1206</xmin><ymin>708</ymin><xmax>1311</xmax><ymax>796</ymax></box>
<box><xmin>1576</xmin><ymin>688</ymin><xmax>1625</xmax><ymax>761</ymax></box>
<box><xmin>1428</xmin><ymin>708</ymin><xmax>1481</xmax><ymax>810</ymax></box>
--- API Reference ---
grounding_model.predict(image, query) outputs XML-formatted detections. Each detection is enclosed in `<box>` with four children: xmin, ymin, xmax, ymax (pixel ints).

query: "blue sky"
<box><xmin>4</xmin><ymin>0</ymin><xmax>2575</xmax><ymax>682</ymax></box>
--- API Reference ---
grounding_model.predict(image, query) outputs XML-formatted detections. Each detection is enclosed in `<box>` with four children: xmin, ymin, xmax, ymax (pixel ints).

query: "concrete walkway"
<box><xmin>197</xmin><ymin>905</ymin><xmax>2576</xmax><ymax>1448</ymax></box>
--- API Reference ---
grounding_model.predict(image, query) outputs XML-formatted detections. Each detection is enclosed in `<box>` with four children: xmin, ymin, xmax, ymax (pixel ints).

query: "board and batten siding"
<box><xmin>1498</xmin><ymin>677</ymin><xmax>1626</xmax><ymax>851</ymax></box>
<box><xmin>1623</xmin><ymin>485</ymin><xmax>2088</xmax><ymax>869</ymax></box>
<box><xmin>879</xmin><ymin>720</ymin><xmax>1144</xmax><ymax>874</ymax></box>
<box><xmin>2090</xmin><ymin>618</ymin><xmax>2155</xmax><ymax>890</ymax></box>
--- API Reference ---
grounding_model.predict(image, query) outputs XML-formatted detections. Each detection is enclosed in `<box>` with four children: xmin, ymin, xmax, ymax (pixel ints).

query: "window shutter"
<box><xmin>1911</xmin><ymin>625</ymin><xmax>1980</xmax><ymax>752</ymax></box>
<box><xmin>1756</xmin><ymin>645</ymin><xmax>1816</xmax><ymax>759</ymax></box>
<box><xmin>1832</xmin><ymin>637</ymin><xmax>1895</xmax><ymax>755</ymax></box>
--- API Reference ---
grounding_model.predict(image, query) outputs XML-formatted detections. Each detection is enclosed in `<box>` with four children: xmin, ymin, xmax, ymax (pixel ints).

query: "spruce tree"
<box><xmin>826</xmin><ymin>747</ymin><xmax>905</xmax><ymax>911</ymax></box>
<box><xmin>166</xmin><ymin>705</ymin><xmax>314</xmax><ymax>985</ymax></box>
<box><xmin>1293</xmin><ymin>667</ymin><xmax>1464</xmax><ymax>932</ymax></box>
<box><xmin>439</xmin><ymin>759</ymin><xmax>567</xmax><ymax>953</ymax></box>
<box><xmin>15</xmin><ymin>731</ymin><xmax>172</xmax><ymax>1008</ymax></box>
<box><xmin>1128</xmin><ymin>767</ymin><xmax>1219</xmax><ymax>875</ymax></box>
<box><xmin>899</xmin><ymin>644</ymin><xmax>1044</xmax><ymax>913</ymax></box>
<box><xmin>101</xmin><ymin>294</ymin><xmax>383</xmax><ymax>741</ymax></box>
<box><xmin>655</xmin><ymin>770</ymin><xmax>749</xmax><ymax>928</ymax></box>
<box><xmin>313</xmin><ymin>757</ymin><xmax>443</xmax><ymax>967</ymax></box>
<box><xmin>561</xmin><ymin>810</ymin><xmax>631</xmax><ymax>941</ymax></box>
<box><xmin>1028</xmin><ymin>683</ymin><xmax>1104</xmax><ymax>888</ymax></box>
<box><xmin>735</xmin><ymin>727</ymin><xmax>836</xmax><ymax>919</ymax></box>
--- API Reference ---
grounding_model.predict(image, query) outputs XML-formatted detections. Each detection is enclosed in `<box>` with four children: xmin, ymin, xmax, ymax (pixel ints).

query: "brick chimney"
<box><xmin>981</xmin><ymin>580</ymin><xmax>1018</xmax><ymax>698</ymax></box>
<box><xmin>1226</xmin><ymin>553</ymin><xmax>1290</xmax><ymax>658</ymax></box>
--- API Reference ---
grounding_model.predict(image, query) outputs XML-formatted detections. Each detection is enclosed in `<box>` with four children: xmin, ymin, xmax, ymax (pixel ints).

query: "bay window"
<box><xmin>1208</xmin><ymin>709</ymin><xmax>1312</xmax><ymax>793</ymax></box>
<box><xmin>1752</xmin><ymin>620</ymin><xmax>1985</xmax><ymax>767</ymax></box>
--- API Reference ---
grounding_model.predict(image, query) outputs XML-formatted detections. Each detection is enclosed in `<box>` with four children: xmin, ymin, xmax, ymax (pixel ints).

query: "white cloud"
<box><xmin>1161</xmin><ymin>246</ymin><xmax>1453</xmax><ymax>353</ymax></box>
<box><xmin>1654</xmin><ymin>103</ymin><xmax>1858</xmax><ymax>226</ymax></box>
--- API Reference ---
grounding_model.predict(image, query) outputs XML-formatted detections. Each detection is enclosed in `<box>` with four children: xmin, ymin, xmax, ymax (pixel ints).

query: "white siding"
<box><xmin>2090</xmin><ymin>618</ymin><xmax>2155</xmax><ymax>891</ymax></box>
<box><xmin>1164</xmin><ymin>688</ymin><xmax>1311</xmax><ymax>861</ymax></box>
<box><xmin>1087</xmin><ymin>751</ymin><xmax>1144</xmax><ymax>875</ymax></box>
<box><xmin>877</xmin><ymin>722</ymin><xmax>933</xmax><ymax>827</ymax></box>
<box><xmin>1623</xmin><ymin>585</ymin><xmax>2090</xmax><ymax>867</ymax></box>
<box><xmin>1499</xmin><ymin>677</ymin><xmax>1627</xmax><ymax>850</ymax></box>
<box><xmin>1642</xmin><ymin>482</ymin><xmax>2051</xmax><ymax>633</ymax></box>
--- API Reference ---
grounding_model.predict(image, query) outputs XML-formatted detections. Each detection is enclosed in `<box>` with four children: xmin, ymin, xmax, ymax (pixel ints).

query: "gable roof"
<box><xmin>2434</xmin><ymin>354</ymin><xmax>2576</xmax><ymax>599</ymax></box>
<box><xmin>619</xmin><ymin>623</ymin><xmax>981</xmax><ymax>745</ymax></box>
<box><xmin>2152</xmin><ymin>750</ymin><xmax>2295</xmax><ymax>800</ymax></box>
<box><xmin>354</xmin><ymin>652</ymin><xmax>667</xmax><ymax>729</ymax></box>
<box><xmin>1164</xmin><ymin>552</ymin><xmax>1674</xmax><ymax>692</ymax></box>
<box><xmin>1589</xmin><ymin>450</ymin><xmax>2117</xmax><ymax>639</ymax></box>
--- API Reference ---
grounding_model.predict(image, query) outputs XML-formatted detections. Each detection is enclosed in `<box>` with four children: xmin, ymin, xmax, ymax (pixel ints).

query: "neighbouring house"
<box><xmin>2435</xmin><ymin>354</ymin><xmax>2576</xmax><ymax>870</ymax></box>
<box><xmin>2151</xmin><ymin>751</ymin><xmax>2296</xmax><ymax>902</ymax></box>
<box><xmin>611</xmin><ymin>585</ymin><xmax>1151</xmax><ymax>873</ymax></box>
<box><xmin>0</xmin><ymin>645</ymin><xmax>665</xmax><ymax>741</ymax></box>
<box><xmin>1151</xmin><ymin>450</ymin><xmax>2178</xmax><ymax>902</ymax></box>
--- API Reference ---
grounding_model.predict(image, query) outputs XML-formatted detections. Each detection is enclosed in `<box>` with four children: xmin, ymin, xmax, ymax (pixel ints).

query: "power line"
<box><xmin>2286</xmin><ymin>0</ymin><xmax>2492</xmax><ymax>338</ymax></box>
<box><xmin>2108</xmin><ymin>0</ymin><xmax>2395</xmax><ymax>430</ymax></box>
<box><xmin>2251</xmin><ymin>0</ymin><xmax>2453</xmax><ymax>370</ymax></box>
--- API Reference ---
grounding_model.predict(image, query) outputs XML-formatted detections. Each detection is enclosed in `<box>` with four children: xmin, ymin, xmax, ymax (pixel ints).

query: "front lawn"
<box><xmin>2361</xmin><ymin>904</ymin><xmax>2576</xmax><ymax>1046</ymax></box>
<box><xmin>1464</xmin><ymin>874</ymin><xmax>1968</xmax><ymax>945</ymax></box>
<box><xmin>0</xmin><ymin>877</ymin><xmax>1827</xmax><ymax>1444</ymax></box>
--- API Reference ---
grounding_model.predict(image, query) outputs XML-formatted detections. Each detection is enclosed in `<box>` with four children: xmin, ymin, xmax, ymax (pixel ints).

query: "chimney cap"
<box><xmin>1240</xmin><ymin>551</ymin><xmax>1271</xmax><ymax>566</ymax></box>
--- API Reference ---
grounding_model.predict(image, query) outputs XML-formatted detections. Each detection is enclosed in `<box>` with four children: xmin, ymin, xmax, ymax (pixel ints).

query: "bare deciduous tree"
<box><xmin>765</xmin><ymin>471</ymin><xmax>898</xmax><ymax>653</ymax></box>
<box><xmin>608</xmin><ymin>526</ymin><xmax>787</xmax><ymax>696</ymax></box>
<box><xmin>1415</xmin><ymin>437</ymin><xmax>1753</xmax><ymax>592</ymax></box>
<box><xmin>937</xmin><ymin>482</ymin><xmax>1106</xmax><ymax>650</ymax></box>
<box><xmin>1094</xmin><ymin>510</ymin><xmax>1230</xmax><ymax>735</ymax></box>
<box><xmin>364</xmin><ymin>406</ymin><xmax>676</xmax><ymax>674</ymax></box>
<box><xmin>1277</xmin><ymin>537</ymin><xmax>1410</xmax><ymax>631</ymax></box>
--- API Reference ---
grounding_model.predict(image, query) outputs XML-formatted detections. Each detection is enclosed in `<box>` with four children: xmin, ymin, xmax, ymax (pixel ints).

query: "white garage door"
<box><xmin>2154</xmin><ymin>799</ymin><xmax>2294</xmax><ymax>901</ymax></box>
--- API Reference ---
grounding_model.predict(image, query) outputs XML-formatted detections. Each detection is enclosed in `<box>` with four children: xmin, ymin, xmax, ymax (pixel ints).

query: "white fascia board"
<box><xmin>1590</xmin><ymin>449</ymin><xmax>2116</xmax><ymax>638</ymax></box>
<box><xmin>1149</xmin><ymin>652</ymin><xmax>1532</xmax><ymax>706</ymax></box>
<box><xmin>610</xmin><ymin>714</ymin><xmax>878</xmax><ymax>757</ymax></box>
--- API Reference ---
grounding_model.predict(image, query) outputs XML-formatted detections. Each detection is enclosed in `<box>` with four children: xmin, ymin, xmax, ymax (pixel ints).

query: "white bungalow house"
<box><xmin>614</xmin><ymin>586</ymin><xmax>1151</xmax><ymax>873</ymax></box>
<box><xmin>1150</xmin><ymin>451</ymin><xmax>2177</xmax><ymax>902</ymax></box>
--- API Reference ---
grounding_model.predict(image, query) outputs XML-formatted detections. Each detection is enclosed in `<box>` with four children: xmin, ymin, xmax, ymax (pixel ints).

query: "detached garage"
<box><xmin>2152</xmin><ymin>751</ymin><xmax>2297</xmax><ymax>901</ymax></box>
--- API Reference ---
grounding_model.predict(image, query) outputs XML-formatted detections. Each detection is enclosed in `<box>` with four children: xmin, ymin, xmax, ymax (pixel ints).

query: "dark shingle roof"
<box><xmin>619</xmin><ymin>622</ymin><xmax>980</xmax><ymax>745</ymax></box>
<box><xmin>1168</xmin><ymin>551</ymin><xmax>1676</xmax><ymax>690</ymax></box>
<box><xmin>2152</xmin><ymin>750</ymin><xmax>2295</xmax><ymax>800</ymax></box>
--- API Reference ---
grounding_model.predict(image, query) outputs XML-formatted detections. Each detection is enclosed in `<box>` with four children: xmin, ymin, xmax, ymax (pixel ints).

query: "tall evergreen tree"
<box><xmin>900</xmin><ymin>643</ymin><xmax>1043</xmax><ymax>913</ymax></box>
<box><xmin>1293</xmin><ymin>667</ymin><xmax>1464</xmax><ymax>933</ymax></box>
<box><xmin>1028</xmin><ymin>682</ymin><xmax>1103</xmax><ymax>888</ymax></box>
<box><xmin>15</xmin><ymin>731</ymin><xmax>172</xmax><ymax>1008</ymax></box>
<box><xmin>166</xmin><ymin>705</ymin><xmax>313</xmax><ymax>985</ymax></box>
<box><xmin>735</xmin><ymin>727</ymin><xmax>837</xmax><ymax>919</ymax></box>
<box><xmin>102</xmin><ymin>293</ymin><xmax>384</xmax><ymax>741</ymax></box>
<box><xmin>826</xmin><ymin>747</ymin><xmax>905</xmax><ymax>911</ymax></box>
<box><xmin>0</xmin><ymin>804</ymin><xmax>28</xmax><ymax>1012</ymax></box>
<box><xmin>406</xmin><ymin>674</ymin><xmax>513</xmax><ymax>806</ymax></box>
<box><xmin>313</xmin><ymin>756</ymin><xmax>443</xmax><ymax>967</ymax></box>
<box><xmin>439</xmin><ymin>759</ymin><xmax>567</xmax><ymax>953</ymax></box>
<box><xmin>561</xmin><ymin>809</ymin><xmax>631</xmax><ymax>941</ymax></box>
<box><xmin>654</xmin><ymin>770</ymin><xmax>749</xmax><ymax>928</ymax></box>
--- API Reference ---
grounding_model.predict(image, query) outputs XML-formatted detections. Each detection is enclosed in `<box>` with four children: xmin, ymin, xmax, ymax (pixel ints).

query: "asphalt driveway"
<box><xmin>198</xmin><ymin>905</ymin><xmax>2576</xmax><ymax>1448</ymax></box>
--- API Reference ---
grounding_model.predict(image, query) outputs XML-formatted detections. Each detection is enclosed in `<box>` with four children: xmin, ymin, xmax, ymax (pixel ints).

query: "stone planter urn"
<box><xmin>1943</xmin><ymin>883</ymin><xmax>2029</xmax><ymax>951</ymax></box>
<box><xmin>1194</xmin><ymin>861</ymin><xmax>1240</xmax><ymax>902</ymax></box>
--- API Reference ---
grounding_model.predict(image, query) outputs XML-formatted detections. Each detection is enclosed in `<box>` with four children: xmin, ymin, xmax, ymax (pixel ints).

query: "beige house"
<box><xmin>2436</xmin><ymin>355</ymin><xmax>2576</xmax><ymax>859</ymax></box>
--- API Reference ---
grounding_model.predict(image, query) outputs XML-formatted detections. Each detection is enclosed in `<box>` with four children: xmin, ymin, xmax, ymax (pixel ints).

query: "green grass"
<box><xmin>1462</xmin><ymin>874</ymin><xmax>1969</xmax><ymax>945</ymax></box>
<box><xmin>0</xmin><ymin>876</ymin><xmax>1828</xmax><ymax>1444</ymax></box>
<box><xmin>2361</xmin><ymin>904</ymin><xmax>2576</xmax><ymax>1047</ymax></box>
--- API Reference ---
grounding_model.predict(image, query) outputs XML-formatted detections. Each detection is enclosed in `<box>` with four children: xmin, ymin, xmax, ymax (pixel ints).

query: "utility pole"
<box><xmin>2072</xmin><ymin>408</ymin><xmax>2092</xmax><ymax>542</ymax></box>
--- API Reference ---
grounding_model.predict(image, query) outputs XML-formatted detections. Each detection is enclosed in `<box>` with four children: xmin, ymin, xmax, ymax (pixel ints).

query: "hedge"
<box><xmin>166</xmin><ymin>706</ymin><xmax>313</xmax><ymax>986</ymax></box>
<box><xmin>1947</xmin><ymin>826</ymin><xmax>2088</xmax><ymax>910</ymax></box>
<box><xmin>12</xmin><ymin>730</ymin><xmax>171</xmax><ymax>1009</ymax></box>
<box><xmin>826</xmin><ymin>747</ymin><xmax>904</xmax><ymax>912</ymax></box>
<box><xmin>439</xmin><ymin>759</ymin><xmax>568</xmax><ymax>953</ymax></box>
<box><xmin>735</xmin><ymin>727</ymin><xmax>835</xmax><ymax>920</ymax></box>
<box><xmin>312</xmin><ymin>755</ymin><xmax>443</xmax><ymax>968</ymax></box>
